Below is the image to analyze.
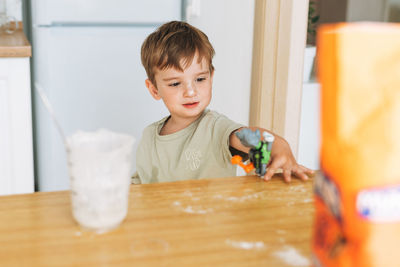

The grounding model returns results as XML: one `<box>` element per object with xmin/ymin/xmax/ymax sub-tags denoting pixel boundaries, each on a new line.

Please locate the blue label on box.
<box><xmin>357</xmin><ymin>184</ymin><xmax>400</xmax><ymax>222</ymax></box>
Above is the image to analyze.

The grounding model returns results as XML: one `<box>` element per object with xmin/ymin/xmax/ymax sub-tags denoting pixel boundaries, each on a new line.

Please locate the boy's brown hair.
<box><xmin>141</xmin><ymin>21</ymin><xmax>215</xmax><ymax>86</ymax></box>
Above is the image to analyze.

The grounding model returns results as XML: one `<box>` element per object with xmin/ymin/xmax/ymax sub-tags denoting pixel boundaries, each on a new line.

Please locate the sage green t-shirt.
<box><xmin>134</xmin><ymin>110</ymin><xmax>243</xmax><ymax>184</ymax></box>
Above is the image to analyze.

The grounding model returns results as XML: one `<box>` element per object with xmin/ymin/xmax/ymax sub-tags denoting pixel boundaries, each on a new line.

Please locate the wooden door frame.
<box><xmin>249</xmin><ymin>0</ymin><xmax>309</xmax><ymax>158</ymax></box>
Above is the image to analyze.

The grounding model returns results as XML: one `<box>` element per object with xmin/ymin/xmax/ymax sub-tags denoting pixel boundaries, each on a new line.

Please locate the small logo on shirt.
<box><xmin>184</xmin><ymin>149</ymin><xmax>202</xmax><ymax>171</ymax></box>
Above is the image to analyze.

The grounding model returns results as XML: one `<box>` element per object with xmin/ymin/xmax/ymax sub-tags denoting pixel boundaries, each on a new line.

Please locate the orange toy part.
<box><xmin>231</xmin><ymin>155</ymin><xmax>254</xmax><ymax>173</ymax></box>
<box><xmin>314</xmin><ymin>22</ymin><xmax>400</xmax><ymax>267</ymax></box>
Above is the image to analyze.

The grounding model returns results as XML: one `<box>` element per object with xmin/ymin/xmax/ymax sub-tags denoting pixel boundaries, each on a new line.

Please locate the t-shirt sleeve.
<box><xmin>212</xmin><ymin>113</ymin><xmax>244</xmax><ymax>166</ymax></box>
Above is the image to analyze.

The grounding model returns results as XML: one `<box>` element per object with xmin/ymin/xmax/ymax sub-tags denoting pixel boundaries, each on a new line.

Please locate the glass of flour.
<box><xmin>66</xmin><ymin>129</ymin><xmax>135</xmax><ymax>233</ymax></box>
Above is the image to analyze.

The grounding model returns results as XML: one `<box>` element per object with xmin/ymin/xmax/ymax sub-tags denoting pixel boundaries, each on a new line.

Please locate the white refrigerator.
<box><xmin>31</xmin><ymin>0</ymin><xmax>182</xmax><ymax>191</ymax></box>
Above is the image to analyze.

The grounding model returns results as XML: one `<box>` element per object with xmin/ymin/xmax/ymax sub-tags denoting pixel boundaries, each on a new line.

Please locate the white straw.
<box><xmin>34</xmin><ymin>82</ymin><xmax>67</xmax><ymax>145</ymax></box>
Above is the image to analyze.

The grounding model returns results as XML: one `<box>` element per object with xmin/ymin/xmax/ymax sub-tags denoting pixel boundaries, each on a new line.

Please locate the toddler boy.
<box><xmin>134</xmin><ymin>21</ymin><xmax>313</xmax><ymax>184</ymax></box>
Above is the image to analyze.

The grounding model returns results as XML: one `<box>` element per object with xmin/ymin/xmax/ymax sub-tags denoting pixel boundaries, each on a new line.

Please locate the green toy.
<box><xmin>231</xmin><ymin>129</ymin><xmax>274</xmax><ymax>177</ymax></box>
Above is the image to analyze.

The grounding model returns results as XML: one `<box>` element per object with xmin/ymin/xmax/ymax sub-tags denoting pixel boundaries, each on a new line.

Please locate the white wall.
<box><xmin>187</xmin><ymin>0</ymin><xmax>255</xmax><ymax>125</ymax></box>
<box><xmin>298</xmin><ymin>82</ymin><xmax>320</xmax><ymax>170</ymax></box>
<box><xmin>5</xmin><ymin>0</ymin><xmax>22</xmax><ymax>20</ymax></box>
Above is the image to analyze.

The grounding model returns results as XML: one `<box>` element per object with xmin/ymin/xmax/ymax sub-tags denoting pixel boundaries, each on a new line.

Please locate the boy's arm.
<box><xmin>229</xmin><ymin>127</ymin><xmax>314</xmax><ymax>182</ymax></box>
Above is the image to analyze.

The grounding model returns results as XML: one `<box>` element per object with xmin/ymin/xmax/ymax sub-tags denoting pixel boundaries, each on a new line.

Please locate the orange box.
<box><xmin>313</xmin><ymin>23</ymin><xmax>400</xmax><ymax>267</ymax></box>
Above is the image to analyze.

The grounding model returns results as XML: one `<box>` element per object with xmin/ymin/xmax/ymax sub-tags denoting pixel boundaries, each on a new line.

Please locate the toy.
<box><xmin>231</xmin><ymin>128</ymin><xmax>274</xmax><ymax>177</ymax></box>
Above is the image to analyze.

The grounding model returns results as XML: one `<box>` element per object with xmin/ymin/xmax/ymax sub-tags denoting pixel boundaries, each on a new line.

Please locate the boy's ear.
<box><xmin>145</xmin><ymin>79</ymin><xmax>161</xmax><ymax>100</ymax></box>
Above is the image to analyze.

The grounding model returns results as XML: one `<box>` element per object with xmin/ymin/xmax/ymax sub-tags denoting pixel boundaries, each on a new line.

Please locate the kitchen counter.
<box><xmin>0</xmin><ymin>175</ymin><xmax>315</xmax><ymax>266</ymax></box>
<box><xmin>0</xmin><ymin>28</ymin><xmax>31</xmax><ymax>57</ymax></box>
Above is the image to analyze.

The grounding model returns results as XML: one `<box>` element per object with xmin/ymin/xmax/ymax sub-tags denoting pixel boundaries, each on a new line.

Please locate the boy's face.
<box><xmin>146</xmin><ymin>53</ymin><xmax>213</xmax><ymax>123</ymax></box>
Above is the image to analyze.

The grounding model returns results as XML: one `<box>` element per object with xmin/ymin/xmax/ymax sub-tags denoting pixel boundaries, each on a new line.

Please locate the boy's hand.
<box><xmin>263</xmin><ymin>135</ymin><xmax>314</xmax><ymax>182</ymax></box>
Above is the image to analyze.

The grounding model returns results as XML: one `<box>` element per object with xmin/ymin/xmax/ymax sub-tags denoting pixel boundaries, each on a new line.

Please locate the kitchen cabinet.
<box><xmin>0</xmin><ymin>29</ymin><xmax>34</xmax><ymax>195</ymax></box>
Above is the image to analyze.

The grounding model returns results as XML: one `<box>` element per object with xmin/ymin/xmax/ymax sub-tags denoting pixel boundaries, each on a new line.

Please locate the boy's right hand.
<box><xmin>263</xmin><ymin>135</ymin><xmax>314</xmax><ymax>182</ymax></box>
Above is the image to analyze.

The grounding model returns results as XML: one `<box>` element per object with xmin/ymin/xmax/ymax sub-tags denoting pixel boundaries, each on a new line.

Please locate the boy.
<box><xmin>134</xmin><ymin>21</ymin><xmax>313</xmax><ymax>184</ymax></box>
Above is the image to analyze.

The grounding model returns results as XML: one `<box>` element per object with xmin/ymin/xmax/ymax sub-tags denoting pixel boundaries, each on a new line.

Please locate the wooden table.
<box><xmin>0</xmin><ymin>175</ymin><xmax>315</xmax><ymax>266</ymax></box>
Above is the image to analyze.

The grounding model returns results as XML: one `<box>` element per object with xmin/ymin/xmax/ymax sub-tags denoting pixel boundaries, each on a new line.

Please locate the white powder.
<box><xmin>274</xmin><ymin>246</ymin><xmax>310</xmax><ymax>266</ymax></box>
<box><xmin>182</xmin><ymin>206</ymin><xmax>211</xmax><ymax>214</ymax></box>
<box><xmin>172</xmin><ymin>201</ymin><xmax>213</xmax><ymax>214</ymax></box>
<box><xmin>67</xmin><ymin>129</ymin><xmax>135</xmax><ymax>233</ymax></box>
<box><xmin>225</xmin><ymin>239</ymin><xmax>267</xmax><ymax>250</ymax></box>
<box><xmin>213</xmin><ymin>192</ymin><xmax>264</xmax><ymax>202</ymax></box>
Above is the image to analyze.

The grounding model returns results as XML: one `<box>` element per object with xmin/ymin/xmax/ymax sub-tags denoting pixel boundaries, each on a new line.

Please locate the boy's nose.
<box><xmin>184</xmin><ymin>83</ymin><xmax>197</xmax><ymax>97</ymax></box>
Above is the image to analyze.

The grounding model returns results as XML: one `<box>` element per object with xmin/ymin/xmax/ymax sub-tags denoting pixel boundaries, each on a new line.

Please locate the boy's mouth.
<box><xmin>183</xmin><ymin>101</ymin><xmax>199</xmax><ymax>108</ymax></box>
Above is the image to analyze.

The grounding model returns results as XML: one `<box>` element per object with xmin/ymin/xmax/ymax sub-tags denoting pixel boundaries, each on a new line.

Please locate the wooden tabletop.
<box><xmin>0</xmin><ymin>175</ymin><xmax>315</xmax><ymax>266</ymax></box>
<box><xmin>0</xmin><ymin>28</ymin><xmax>31</xmax><ymax>57</ymax></box>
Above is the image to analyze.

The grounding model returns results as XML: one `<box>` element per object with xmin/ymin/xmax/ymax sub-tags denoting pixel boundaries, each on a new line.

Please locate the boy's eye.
<box><xmin>169</xmin><ymin>82</ymin><xmax>180</xmax><ymax>87</ymax></box>
<box><xmin>196</xmin><ymin>77</ymin><xmax>206</xmax><ymax>82</ymax></box>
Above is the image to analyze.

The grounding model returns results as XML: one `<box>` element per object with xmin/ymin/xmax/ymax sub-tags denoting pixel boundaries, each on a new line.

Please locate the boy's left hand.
<box><xmin>263</xmin><ymin>135</ymin><xmax>314</xmax><ymax>182</ymax></box>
